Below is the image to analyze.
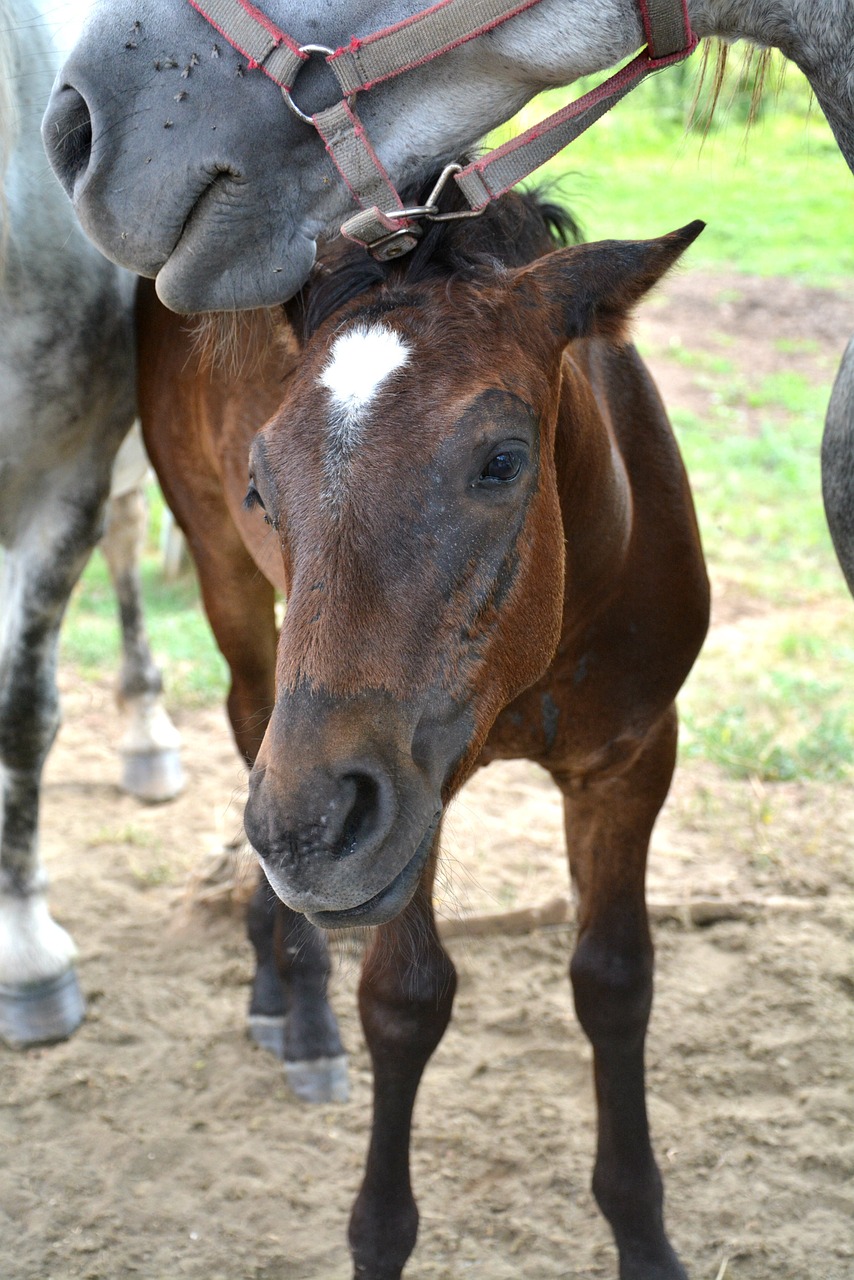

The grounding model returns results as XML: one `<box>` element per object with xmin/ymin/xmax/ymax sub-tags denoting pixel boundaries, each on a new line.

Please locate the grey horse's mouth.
<box><xmin>306</xmin><ymin>815</ymin><xmax>441</xmax><ymax>931</ymax></box>
<box><xmin>153</xmin><ymin>167</ymin><xmax>316</xmax><ymax>312</ymax></box>
<box><xmin>167</xmin><ymin>170</ymin><xmax>232</xmax><ymax>261</ymax></box>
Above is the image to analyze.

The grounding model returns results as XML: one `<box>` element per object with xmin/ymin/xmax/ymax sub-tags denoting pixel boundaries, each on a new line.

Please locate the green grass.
<box><xmin>61</xmin><ymin>499</ymin><xmax>229</xmax><ymax>708</ymax></box>
<box><xmin>671</xmin><ymin>378</ymin><xmax>854</xmax><ymax>782</ymax></box>
<box><xmin>682</xmin><ymin>703</ymin><xmax>854</xmax><ymax>781</ymax></box>
<box><xmin>679</xmin><ymin>640</ymin><xmax>854</xmax><ymax>782</ymax></box>
<box><xmin>671</xmin><ymin>403</ymin><xmax>837</xmax><ymax>597</ymax></box>
<box><xmin>501</xmin><ymin>53</ymin><xmax>853</xmax><ymax>284</ymax></box>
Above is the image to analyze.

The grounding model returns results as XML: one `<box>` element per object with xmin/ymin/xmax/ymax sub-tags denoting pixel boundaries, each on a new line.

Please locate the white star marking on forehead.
<box><xmin>318</xmin><ymin>322</ymin><xmax>412</xmax><ymax>511</ymax></box>
<box><xmin>319</xmin><ymin>322</ymin><xmax>412</xmax><ymax>447</ymax></box>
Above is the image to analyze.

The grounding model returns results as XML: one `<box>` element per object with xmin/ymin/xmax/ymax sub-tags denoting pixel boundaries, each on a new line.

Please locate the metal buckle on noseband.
<box><xmin>339</xmin><ymin>164</ymin><xmax>487</xmax><ymax>261</ymax></box>
<box><xmin>393</xmin><ymin>164</ymin><xmax>489</xmax><ymax>224</ymax></box>
<box><xmin>281</xmin><ymin>45</ymin><xmax>355</xmax><ymax>124</ymax></box>
<box><xmin>366</xmin><ymin>226</ymin><xmax>423</xmax><ymax>261</ymax></box>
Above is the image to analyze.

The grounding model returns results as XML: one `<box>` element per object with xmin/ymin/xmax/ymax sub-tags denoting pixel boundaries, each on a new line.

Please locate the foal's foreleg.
<box><xmin>100</xmin><ymin>486</ymin><xmax>183</xmax><ymax>802</ymax></box>
<box><xmin>349</xmin><ymin>850</ymin><xmax>456</xmax><ymax>1280</ymax></box>
<box><xmin>558</xmin><ymin>708</ymin><xmax>687</xmax><ymax>1280</ymax></box>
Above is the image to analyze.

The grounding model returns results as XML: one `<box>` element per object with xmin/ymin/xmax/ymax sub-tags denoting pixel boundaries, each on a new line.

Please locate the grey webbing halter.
<box><xmin>187</xmin><ymin>0</ymin><xmax>698</xmax><ymax>259</ymax></box>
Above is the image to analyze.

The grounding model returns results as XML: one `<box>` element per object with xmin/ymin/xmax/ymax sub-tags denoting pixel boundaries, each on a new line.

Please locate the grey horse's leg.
<box><xmin>100</xmin><ymin>484</ymin><xmax>183</xmax><ymax>802</ymax></box>
<box><xmin>0</xmin><ymin>487</ymin><xmax>106</xmax><ymax>1046</ymax></box>
<box><xmin>821</xmin><ymin>336</ymin><xmax>854</xmax><ymax>596</ymax></box>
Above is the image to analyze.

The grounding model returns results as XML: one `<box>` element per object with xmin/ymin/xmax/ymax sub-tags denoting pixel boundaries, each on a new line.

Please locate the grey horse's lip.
<box><xmin>153</xmin><ymin>172</ymin><xmax>317</xmax><ymax>312</ymax></box>
<box><xmin>161</xmin><ymin>170</ymin><xmax>227</xmax><ymax>267</ymax></box>
<box><xmin>73</xmin><ymin>168</ymin><xmax>223</xmax><ymax>283</ymax></box>
<box><xmin>305</xmin><ymin>814</ymin><xmax>441</xmax><ymax>932</ymax></box>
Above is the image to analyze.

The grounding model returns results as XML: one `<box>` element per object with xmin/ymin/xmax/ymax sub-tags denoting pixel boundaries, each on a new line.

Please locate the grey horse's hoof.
<box><xmin>121</xmin><ymin>748</ymin><xmax>184</xmax><ymax>803</ymax></box>
<box><xmin>248</xmin><ymin>1012</ymin><xmax>286</xmax><ymax>1059</ymax></box>
<box><xmin>285</xmin><ymin>1054</ymin><xmax>350</xmax><ymax>1104</ymax></box>
<box><xmin>0</xmin><ymin>968</ymin><xmax>86</xmax><ymax>1047</ymax></box>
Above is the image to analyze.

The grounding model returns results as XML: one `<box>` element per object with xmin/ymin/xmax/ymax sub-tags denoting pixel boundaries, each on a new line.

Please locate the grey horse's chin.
<box><xmin>154</xmin><ymin>232</ymin><xmax>318</xmax><ymax>315</ymax></box>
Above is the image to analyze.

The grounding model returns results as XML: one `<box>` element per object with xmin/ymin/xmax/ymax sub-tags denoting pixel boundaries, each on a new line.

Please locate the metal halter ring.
<box><xmin>281</xmin><ymin>45</ymin><xmax>355</xmax><ymax>125</ymax></box>
<box><xmin>381</xmin><ymin>165</ymin><xmax>486</xmax><ymax>225</ymax></box>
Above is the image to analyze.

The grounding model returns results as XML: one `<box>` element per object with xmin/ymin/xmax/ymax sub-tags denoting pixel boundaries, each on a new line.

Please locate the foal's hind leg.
<box><xmin>349</xmin><ymin>844</ymin><xmax>456</xmax><ymax>1279</ymax></box>
<box><xmin>186</xmin><ymin>533</ymin><xmax>349</xmax><ymax>1101</ymax></box>
<box><xmin>0</xmin><ymin>489</ymin><xmax>106</xmax><ymax>1046</ymax></box>
<box><xmin>557</xmin><ymin>708</ymin><xmax>687</xmax><ymax>1280</ymax></box>
<box><xmin>100</xmin><ymin>485</ymin><xmax>183</xmax><ymax>802</ymax></box>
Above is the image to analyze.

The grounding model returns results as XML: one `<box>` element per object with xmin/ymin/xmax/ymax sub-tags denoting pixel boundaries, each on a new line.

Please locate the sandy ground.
<box><xmin>1</xmin><ymin>272</ymin><xmax>853</xmax><ymax>1280</ymax></box>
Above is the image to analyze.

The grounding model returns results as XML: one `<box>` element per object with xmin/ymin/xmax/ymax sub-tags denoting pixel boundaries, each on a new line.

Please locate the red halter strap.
<box><xmin>186</xmin><ymin>0</ymin><xmax>698</xmax><ymax>259</ymax></box>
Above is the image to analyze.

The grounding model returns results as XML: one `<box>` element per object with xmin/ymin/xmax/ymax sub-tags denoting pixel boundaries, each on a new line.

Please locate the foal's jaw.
<box><xmin>264</xmin><ymin>813</ymin><xmax>442</xmax><ymax>931</ymax></box>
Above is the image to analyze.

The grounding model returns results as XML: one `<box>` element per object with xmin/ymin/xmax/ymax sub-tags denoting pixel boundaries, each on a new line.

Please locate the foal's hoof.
<box><xmin>121</xmin><ymin>748</ymin><xmax>184</xmax><ymax>803</ymax></box>
<box><xmin>0</xmin><ymin>968</ymin><xmax>86</xmax><ymax>1048</ymax></box>
<box><xmin>247</xmin><ymin>1015</ymin><xmax>350</xmax><ymax>1102</ymax></box>
<box><xmin>285</xmin><ymin>1054</ymin><xmax>350</xmax><ymax>1105</ymax></box>
<box><xmin>620</xmin><ymin>1242</ymin><xmax>689</xmax><ymax>1280</ymax></box>
<box><xmin>248</xmin><ymin>1012</ymin><xmax>286</xmax><ymax>1059</ymax></box>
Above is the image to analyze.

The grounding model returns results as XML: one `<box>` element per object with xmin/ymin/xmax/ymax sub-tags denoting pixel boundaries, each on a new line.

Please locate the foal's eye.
<box><xmin>479</xmin><ymin>450</ymin><xmax>524</xmax><ymax>485</ymax></box>
<box><xmin>244</xmin><ymin>482</ymin><xmax>275</xmax><ymax>527</ymax></box>
<box><xmin>243</xmin><ymin>481</ymin><xmax>265</xmax><ymax>512</ymax></box>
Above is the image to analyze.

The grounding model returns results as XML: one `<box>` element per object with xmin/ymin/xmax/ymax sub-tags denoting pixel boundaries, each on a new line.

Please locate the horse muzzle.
<box><xmin>243</xmin><ymin>687</ymin><xmax>461</xmax><ymax>927</ymax></box>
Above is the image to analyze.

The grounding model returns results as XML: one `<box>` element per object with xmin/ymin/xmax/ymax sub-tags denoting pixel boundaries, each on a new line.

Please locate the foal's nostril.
<box><xmin>336</xmin><ymin>772</ymin><xmax>381</xmax><ymax>859</ymax></box>
<box><xmin>43</xmin><ymin>88</ymin><xmax>94</xmax><ymax>198</ymax></box>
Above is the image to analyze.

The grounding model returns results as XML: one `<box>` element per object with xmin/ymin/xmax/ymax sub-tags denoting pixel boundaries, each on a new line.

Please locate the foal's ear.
<box><xmin>513</xmin><ymin>221</ymin><xmax>705</xmax><ymax>345</ymax></box>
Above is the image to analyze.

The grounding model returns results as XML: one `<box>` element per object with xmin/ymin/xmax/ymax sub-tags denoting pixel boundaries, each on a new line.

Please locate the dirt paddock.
<box><xmin>2</xmin><ymin>272</ymin><xmax>853</xmax><ymax>1280</ymax></box>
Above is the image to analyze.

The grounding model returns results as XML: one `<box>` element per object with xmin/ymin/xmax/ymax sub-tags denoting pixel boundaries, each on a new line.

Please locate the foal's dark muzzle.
<box><xmin>243</xmin><ymin>688</ymin><xmax>470</xmax><ymax>928</ymax></box>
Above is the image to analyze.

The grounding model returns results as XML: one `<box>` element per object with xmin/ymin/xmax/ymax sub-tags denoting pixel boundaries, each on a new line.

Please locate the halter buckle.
<box><xmin>370</xmin><ymin>227</ymin><xmax>423</xmax><ymax>261</ymax></box>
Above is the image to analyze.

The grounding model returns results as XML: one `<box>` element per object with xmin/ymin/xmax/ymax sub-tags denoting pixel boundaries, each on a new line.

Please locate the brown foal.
<box><xmin>138</xmin><ymin>193</ymin><xmax>709</xmax><ymax>1280</ymax></box>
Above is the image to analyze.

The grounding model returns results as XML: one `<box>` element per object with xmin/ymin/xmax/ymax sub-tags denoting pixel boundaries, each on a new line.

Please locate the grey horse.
<box><xmin>0</xmin><ymin>0</ymin><xmax>182</xmax><ymax>1050</ymax></box>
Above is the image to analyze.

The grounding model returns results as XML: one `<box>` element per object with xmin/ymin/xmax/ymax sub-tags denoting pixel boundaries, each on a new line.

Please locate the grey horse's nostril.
<box><xmin>43</xmin><ymin>87</ymin><xmax>93</xmax><ymax>198</ymax></box>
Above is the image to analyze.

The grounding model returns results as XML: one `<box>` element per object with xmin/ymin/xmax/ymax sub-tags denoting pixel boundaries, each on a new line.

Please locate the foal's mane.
<box><xmin>290</xmin><ymin>182</ymin><xmax>581</xmax><ymax>343</ymax></box>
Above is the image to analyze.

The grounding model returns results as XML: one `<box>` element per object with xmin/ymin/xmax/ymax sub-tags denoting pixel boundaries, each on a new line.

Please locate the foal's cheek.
<box><xmin>466</xmin><ymin>483</ymin><xmax>565</xmax><ymax>742</ymax></box>
<box><xmin>509</xmin><ymin>482</ymin><xmax>566</xmax><ymax>675</ymax></box>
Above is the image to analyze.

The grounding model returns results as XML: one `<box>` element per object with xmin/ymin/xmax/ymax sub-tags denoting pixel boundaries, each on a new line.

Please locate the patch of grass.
<box><xmin>498</xmin><ymin>55</ymin><xmax>852</xmax><ymax>284</ymax></box>
<box><xmin>745</xmin><ymin>371</ymin><xmax>819</xmax><ymax>415</ymax></box>
<box><xmin>656</xmin><ymin>339</ymin><xmax>736</xmax><ymax>376</ymax></box>
<box><xmin>679</xmin><ymin>602</ymin><xmax>854</xmax><ymax>781</ymax></box>
<box><xmin>773</xmin><ymin>337</ymin><xmax>821</xmax><ymax>357</ymax></box>
<box><xmin>61</xmin><ymin>484</ymin><xmax>229</xmax><ymax>709</ymax></box>
<box><xmin>681</xmin><ymin>702</ymin><xmax>854</xmax><ymax>781</ymax></box>
<box><xmin>672</xmin><ymin>400</ymin><xmax>840</xmax><ymax>601</ymax></box>
<box><xmin>87</xmin><ymin>823</ymin><xmax>158</xmax><ymax>848</ymax></box>
<box><xmin>777</xmin><ymin>631</ymin><xmax>854</xmax><ymax>664</ymax></box>
<box><xmin>129</xmin><ymin>860</ymin><xmax>174</xmax><ymax>889</ymax></box>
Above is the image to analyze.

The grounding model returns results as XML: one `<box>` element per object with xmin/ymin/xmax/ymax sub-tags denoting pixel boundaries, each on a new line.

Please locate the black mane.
<box><xmin>289</xmin><ymin>176</ymin><xmax>582</xmax><ymax>342</ymax></box>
